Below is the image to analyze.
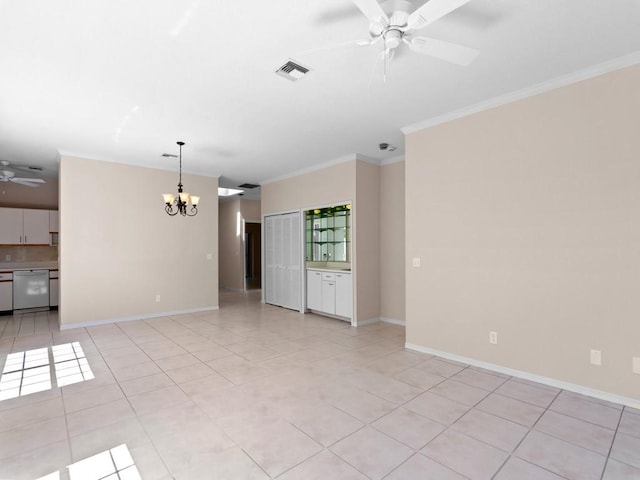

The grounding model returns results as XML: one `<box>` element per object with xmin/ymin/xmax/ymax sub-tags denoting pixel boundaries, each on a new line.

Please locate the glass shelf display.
<box><xmin>305</xmin><ymin>204</ymin><xmax>351</xmax><ymax>263</ymax></box>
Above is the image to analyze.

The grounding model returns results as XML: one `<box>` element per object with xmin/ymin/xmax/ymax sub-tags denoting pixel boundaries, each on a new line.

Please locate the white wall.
<box><xmin>405</xmin><ymin>64</ymin><xmax>640</xmax><ymax>400</ymax></box>
<box><xmin>59</xmin><ymin>155</ymin><xmax>218</xmax><ymax>327</ymax></box>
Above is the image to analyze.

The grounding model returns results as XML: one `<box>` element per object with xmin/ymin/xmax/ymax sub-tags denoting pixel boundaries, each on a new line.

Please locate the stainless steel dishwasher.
<box><xmin>12</xmin><ymin>269</ymin><xmax>49</xmax><ymax>310</ymax></box>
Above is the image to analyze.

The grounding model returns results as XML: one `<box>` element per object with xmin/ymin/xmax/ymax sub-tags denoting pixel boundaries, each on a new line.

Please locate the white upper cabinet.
<box><xmin>23</xmin><ymin>209</ymin><xmax>50</xmax><ymax>244</ymax></box>
<box><xmin>0</xmin><ymin>208</ymin><xmax>23</xmax><ymax>244</ymax></box>
<box><xmin>0</xmin><ymin>208</ymin><xmax>50</xmax><ymax>245</ymax></box>
<box><xmin>49</xmin><ymin>210</ymin><xmax>59</xmax><ymax>233</ymax></box>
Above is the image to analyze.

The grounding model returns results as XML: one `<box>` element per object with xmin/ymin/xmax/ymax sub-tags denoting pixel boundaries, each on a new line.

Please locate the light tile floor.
<box><xmin>0</xmin><ymin>290</ymin><xmax>639</xmax><ymax>479</ymax></box>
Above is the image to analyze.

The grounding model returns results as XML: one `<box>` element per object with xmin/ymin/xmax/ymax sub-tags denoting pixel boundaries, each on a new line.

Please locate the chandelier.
<box><xmin>162</xmin><ymin>141</ymin><xmax>200</xmax><ymax>217</ymax></box>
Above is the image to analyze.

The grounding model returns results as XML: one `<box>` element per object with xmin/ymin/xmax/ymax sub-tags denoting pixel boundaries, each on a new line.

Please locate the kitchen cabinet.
<box><xmin>335</xmin><ymin>272</ymin><xmax>352</xmax><ymax>318</ymax></box>
<box><xmin>49</xmin><ymin>210</ymin><xmax>59</xmax><ymax>233</ymax></box>
<box><xmin>49</xmin><ymin>270</ymin><xmax>58</xmax><ymax>307</ymax></box>
<box><xmin>0</xmin><ymin>272</ymin><xmax>12</xmax><ymax>312</ymax></box>
<box><xmin>23</xmin><ymin>209</ymin><xmax>50</xmax><ymax>244</ymax></box>
<box><xmin>306</xmin><ymin>270</ymin><xmax>322</xmax><ymax>311</ymax></box>
<box><xmin>0</xmin><ymin>208</ymin><xmax>23</xmax><ymax>244</ymax></box>
<box><xmin>306</xmin><ymin>269</ymin><xmax>351</xmax><ymax>320</ymax></box>
<box><xmin>265</xmin><ymin>212</ymin><xmax>302</xmax><ymax>311</ymax></box>
<box><xmin>0</xmin><ymin>207</ymin><xmax>50</xmax><ymax>245</ymax></box>
<box><xmin>321</xmin><ymin>273</ymin><xmax>336</xmax><ymax>314</ymax></box>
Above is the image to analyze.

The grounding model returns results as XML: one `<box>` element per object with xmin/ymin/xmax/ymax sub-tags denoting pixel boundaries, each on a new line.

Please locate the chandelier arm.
<box><xmin>165</xmin><ymin>204</ymin><xmax>179</xmax><ymax>216</ymax></box>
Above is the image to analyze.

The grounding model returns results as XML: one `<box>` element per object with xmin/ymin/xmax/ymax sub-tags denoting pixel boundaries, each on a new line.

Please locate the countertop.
<box><xmin>307</xmin><ymin>267</ymin><xmax>351</xmax><ymax>273</ymax></box>
<box><xmin>0</xmin><ymin>261</ymin><xmax>59</xmax><ymax>271</ymax></box>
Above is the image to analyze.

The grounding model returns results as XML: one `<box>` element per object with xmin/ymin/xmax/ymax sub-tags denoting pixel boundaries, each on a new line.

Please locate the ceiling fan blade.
<box><xmin>351</xmin><ymin>0</ymin><xmax>389</xmax><ymax>27</ymax></box>
<box><xmin>407</xmin><ymin>0</ymin><xmax>471</xmax><ymax>30</ymax></box>
<box><xmin>407</xmin><ymin>36</ymin><xmax>479</xmax><ymax>66</ymax></box>
<box><xmin>11</xmin><ymin>178</ymin><xmax>45</xmax><ymax>187</ymax></box>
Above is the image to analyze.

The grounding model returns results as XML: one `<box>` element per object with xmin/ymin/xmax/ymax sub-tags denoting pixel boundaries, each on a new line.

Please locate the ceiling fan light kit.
<box><xmin>163</xmin><ymin>141</ymin><xmax>200</xmax><ymax>217</ymax></box>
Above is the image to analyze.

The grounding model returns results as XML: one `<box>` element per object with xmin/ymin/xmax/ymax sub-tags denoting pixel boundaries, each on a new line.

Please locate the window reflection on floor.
<box><xmin>52</xmin><ymin>342</ymin><xmax>94</xmax><ymax>387</ymax></box>
<box><xmin>0</xmin><ymin>342</ymin><xmax>94</xmax><ymax>401</ymax></box>
<box><xmin>35</xmin><ymin>444</ymin><xmax>141</xmax><ymax>480</ymax></box>
<box><xmin>0</xmin><ymin>347</ymin><xmax>51</xmax><ymax>400</ymax></box>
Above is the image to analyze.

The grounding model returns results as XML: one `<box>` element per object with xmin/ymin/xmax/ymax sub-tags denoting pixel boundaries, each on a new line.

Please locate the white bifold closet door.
<box><xmin>264</xmin><ymin>212</ymin><xmax>301</xmax><ymax>311</ymax></box>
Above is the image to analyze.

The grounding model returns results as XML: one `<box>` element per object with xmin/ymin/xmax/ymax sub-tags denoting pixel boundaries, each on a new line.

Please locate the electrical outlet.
<box><xmin>4</xmin><ymin>254</ymin><xmax>10</xmax><ymax>262</ymax></box>
<box><xmin>155</xmin><ymin>294</ymin><xmax>161</xmax><ymax>303</ymax></box>
<box><xmin>633</xmin><ymin>357</ymin><xmax>640</xmax><ymax>375</ymax></box>
<box><xmin>206</xmin><ymin>253</ymin><xmax>213</xmax><ymax>260</ymax></box>
<box><xmin>489</xmin><ymin>331</ymin><xmax>498</xmax><ymax>345</ymax></box>
<box><xmin>412</xmin><ymin>257</ymin><xmax>421</xmax><ymax>268</ymax></box>
<box><xmin>590</xmin><ymin>349</ymin><xmax>602</xmax><ymax>366</ymax></box>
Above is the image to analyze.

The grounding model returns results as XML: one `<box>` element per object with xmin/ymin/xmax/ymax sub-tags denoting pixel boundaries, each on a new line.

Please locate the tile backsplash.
<box><xmin>0</xmin><ymin>245</ymin><xmax>58</xmax><ymax>263</ymax></box>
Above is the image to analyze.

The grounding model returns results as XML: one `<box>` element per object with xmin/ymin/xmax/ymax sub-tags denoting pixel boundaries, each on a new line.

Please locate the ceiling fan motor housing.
<box><xmin>384</xmin><ymin>28</ymin><xmax>403</xmax><ymax>49</ymax></box>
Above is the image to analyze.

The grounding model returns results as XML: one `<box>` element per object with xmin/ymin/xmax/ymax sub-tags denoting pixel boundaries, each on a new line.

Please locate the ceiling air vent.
<box><xmin>275</xmin><ymin>60</ymin><xmax>310</xmax><ymax>82</ymax></box>
<box><xmin>238</xmin><ymin>183</ymin><xmax>259</xmax><ymax>189</ymax></box>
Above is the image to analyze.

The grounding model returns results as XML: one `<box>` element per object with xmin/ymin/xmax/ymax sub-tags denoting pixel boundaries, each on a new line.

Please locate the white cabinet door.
<box><xmin>306</xmin><ymin>270</ymin><xmax>322</xmax><ymax>311</ymax></box>
<box><xmin>49</xmin><ymin>278</ymin><xmax>59</xmax><ymax>307</ymax></box>
<box><xmin>23</xmin><ymin>209</ymin><xmax>50</xmax><ymax>244</ymax></box>
<box><xmin>335</xmin><ymin>273</ymin><xmax>352</xmax><ymax>319</ymax></box>
<box><xmin>321</xmin><ymin>279</ymin><xmax>336</xmax><ymax>314</ymax></box>
<box><xmin>0</xmin><ymin>208</ymin><xmax>23</xmax><ymax>244</ymax></box>
<box><xmin>0</xmin><ymin>280</ymin><xmax>12</xmax><ymax>311</ymax></box>
<box><xmin>49</xmin><ymin>210</ymin><xmax>59</xmax><ymax>233</ymax></box>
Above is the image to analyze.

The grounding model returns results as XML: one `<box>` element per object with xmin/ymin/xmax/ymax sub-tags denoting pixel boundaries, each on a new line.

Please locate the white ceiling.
<box><xmin>1</xmin><ymin>0</ymin><xmax>640</xmax><ymax>195</ymax></box>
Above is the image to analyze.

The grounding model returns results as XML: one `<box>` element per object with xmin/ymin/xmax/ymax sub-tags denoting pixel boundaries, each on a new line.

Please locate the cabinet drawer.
<box><xmin>322</xmin><ymin>272</ymin><xmax>336</xmax><ymax>281</ymax></box>
<box><xmin>0</xmin><ymin>272</ymin><xmax>13</xmax><ymax>281</ymax></box>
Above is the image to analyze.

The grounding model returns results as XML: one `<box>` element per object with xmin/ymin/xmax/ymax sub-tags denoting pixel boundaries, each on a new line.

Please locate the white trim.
<box><xmin>354</xmin><ymin>316</ymin><xmax>381</xmax><ymax>327</ymax></box>
<box><xmin>405</xmin><ymin>343</ymin><xmax>640</xmax><ymax>409</ymax></box>
<box><xmin>59</xmin><ymin>306</ymin><xmax>219</xmax><ymax>330</ymax></box>
<box><xmin>262</xmin><ymin>154</ymin><xmax>358</xmax><ymax>185</ymax></box>
<box><xmin>401</xmin><ymin>51</ymin><xmax>640</xmax><ymax>135</ymax></box>
<box><xmin>262</xmin><ymin>152</ymin><xmax>389</xmax><ymax>186</ymax></box>
<box><xmin>58</xmin><ymin>150</ymin><xmax>221</xmax><ymax>178</ymax></box>
<box><xmin>379</xmin><ymin>155</ymin><xmax>405</xmax><ymax>166</ymax></box>
<box><xmin>380</xmin><ymin>317</ymin><xmax>406</xmax><ymax>326</ymax></box>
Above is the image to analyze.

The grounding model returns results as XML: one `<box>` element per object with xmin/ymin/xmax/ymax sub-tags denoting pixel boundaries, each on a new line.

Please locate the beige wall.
<box><xmin>405</xmin><ymin>64</ymin><xmax>640</xmax><ymax>400</ymax></box>
<box><xmin>262</xmin><ymin>159</ymin><xmax>397</xmax><ymax>325</ymax></box>
<box><xmin>59</xmin><ymin>155</ymin><xmax>219</xmax><ymax>327</ymax></box>
<box><xmin>240</xmin><ymin>199</ymin><xmax>261</xmax><ymax>223</ymax></box>
<box><xmin>218</xmin><ymin>199</ymin><xmax>245</xmax><ymax>291</ymax></box>
<box><xmin>380</xmin><ymin>161</ymin><xmax>405</xmax><ymax>323</ymax></box>
<box><xmin>355</xmin><ymin>160</ymin><xmax>381</xmax><ymax>323</ymax></box>
<box><xmin>0</xmin><ymin>177</ymin><xmax>58</xmax><ymax>209</ymax></box>
<box><xmin>262</xmin><ymin>162</ymin><xmax>355</xmax><ymax>215</ymax></box>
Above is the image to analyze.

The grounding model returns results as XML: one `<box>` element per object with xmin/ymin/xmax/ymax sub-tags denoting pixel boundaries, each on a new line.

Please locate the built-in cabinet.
<box><xmin>306</xmin><ymin>269</ymin><xmax>352</xmax><ymax>320</ymax></box>
<box><xmin>305</xmin><ymin>205</ymin><xmax>351</xmax><ymax>263</ymax></box>
<box><xmin>0</xmin><ymin>208</ymin><xmax>51</xmax><ymax>245</ymax></box>
<box><xmin>264</xmin><ymin>212</ymin><xmax>302</xmax><ymax>311</ymax></box>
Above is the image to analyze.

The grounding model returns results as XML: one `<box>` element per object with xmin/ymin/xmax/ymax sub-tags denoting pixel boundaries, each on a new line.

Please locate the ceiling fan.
<box><xmin>350</xmin><ymin>0</ymin><xmax>479</xmax><ymax>69</ymax></box>
<box><xmin>0</xmin><ymin>160</ymin><xmax>46</xmax><ymax>188</ymax></box>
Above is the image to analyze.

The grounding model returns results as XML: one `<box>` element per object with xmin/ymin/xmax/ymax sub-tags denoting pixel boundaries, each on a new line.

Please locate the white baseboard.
<box><xmin>354</xmin><ymin>316</ymin><xmax>381</xmax><ymax>327</ymax></box>
<box><xmin>59</xmin><ymin>306</ymin><xmax>219</xmax><ymax>331</ymax></box>
<box><xmin>405</xmin><ymin>343</ymin><xmax>640</xmax><ymax>410</ymax></box>
<box><xmin>380</xmin><ymin>317</ymin><xmax>406</xmax><ymax>326</ymax></box>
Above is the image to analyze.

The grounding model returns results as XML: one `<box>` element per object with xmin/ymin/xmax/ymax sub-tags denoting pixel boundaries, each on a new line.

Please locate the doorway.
<box><xmin>245</xmin><ymin>222</ymin><xmax>261</xmax><ymax>290</ymax></box>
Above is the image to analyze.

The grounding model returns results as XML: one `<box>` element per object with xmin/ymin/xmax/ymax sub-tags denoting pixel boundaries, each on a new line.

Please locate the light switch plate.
<box><xmin>206</xmin><ymin>253</ymin><xmax>213</xmax><ymax>260</ymax></box>
<box><xmin>633</xmin><ymin>357</ymin><xmax>640</xmax><ymax>375</ymax></box>
<box><xmin>412</xmin><ymin>257</ymin><xmax>421</xmax><ymax>268</ymax></box>
<box><xmin>590</xmin><ymin>349</ymin><xmax>602</xmax><ymax>366</ymax></box>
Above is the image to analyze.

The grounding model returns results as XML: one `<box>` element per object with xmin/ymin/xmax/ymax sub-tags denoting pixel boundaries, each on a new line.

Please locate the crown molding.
<box><xmin>401</xmin><ymin>51</ymin><xmax>640</xmax><ymax>135</ymax></box>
